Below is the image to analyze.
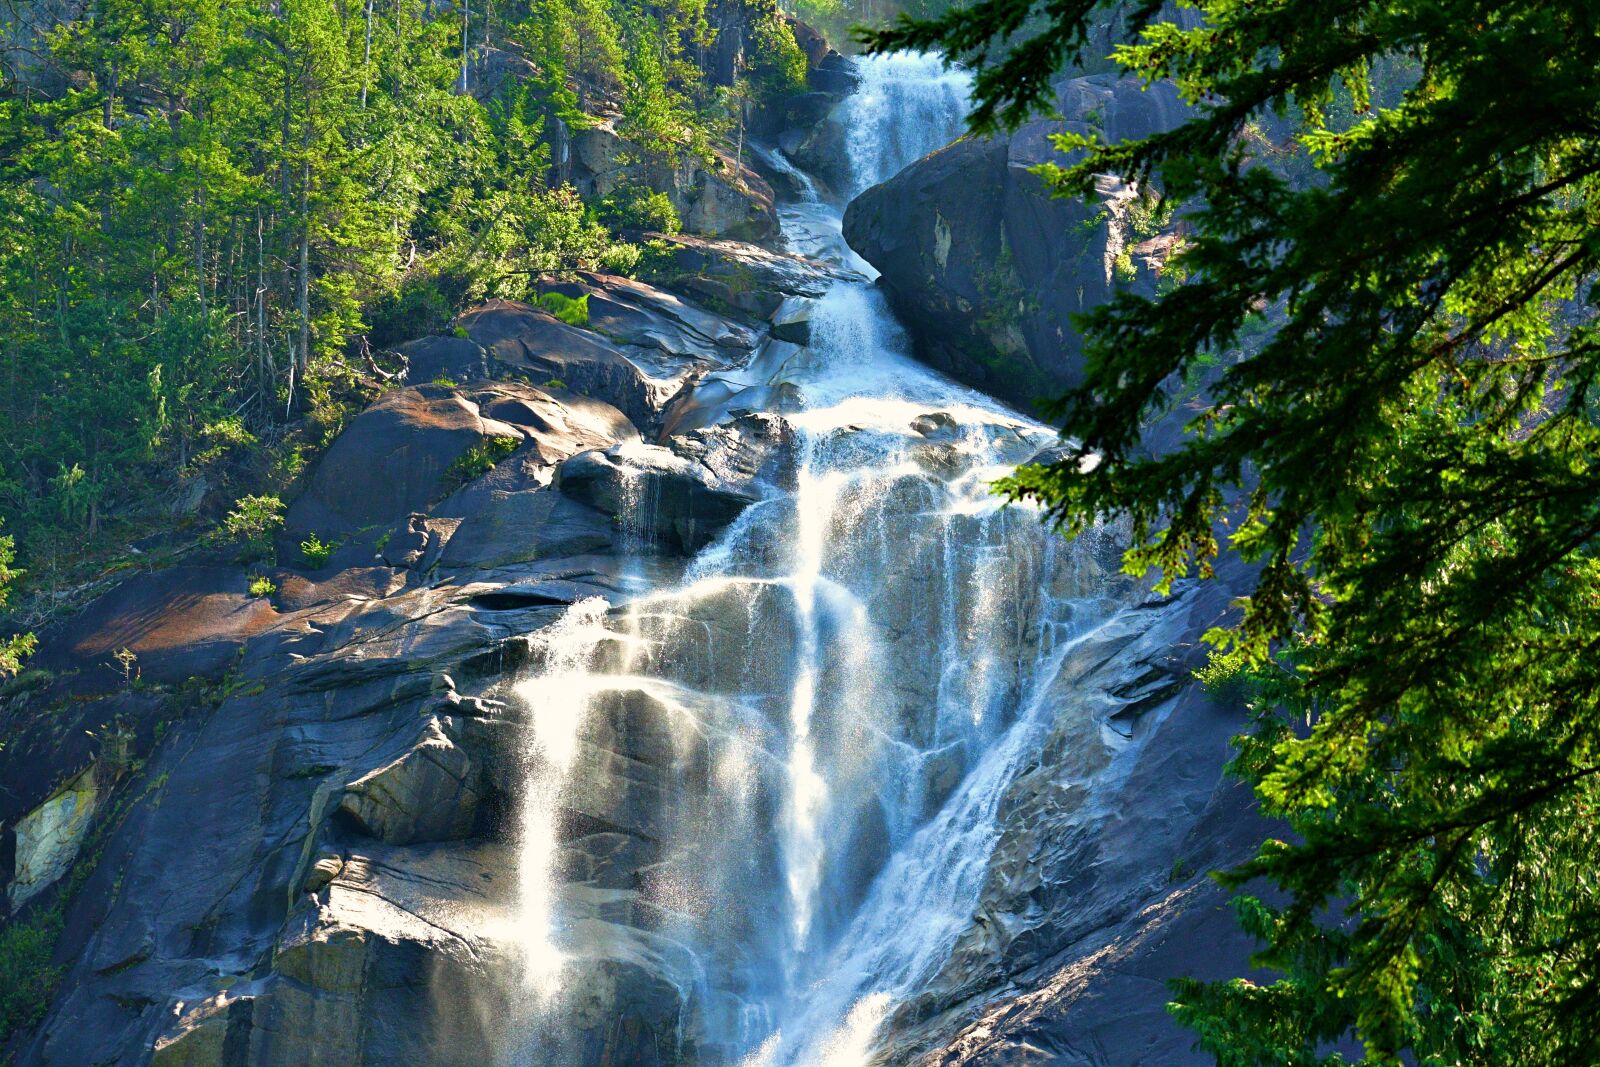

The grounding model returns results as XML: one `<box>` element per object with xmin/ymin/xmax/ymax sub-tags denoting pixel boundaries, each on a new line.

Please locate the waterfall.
<box><xmin>504</xmin><ymin>53</ymin><xmax>1122</xmax><ymax>1066</ymax></box>
<box><xmin>844</xmin><ymin>52</ymin><xmax>973</xmax><ymax>195</ymax></box>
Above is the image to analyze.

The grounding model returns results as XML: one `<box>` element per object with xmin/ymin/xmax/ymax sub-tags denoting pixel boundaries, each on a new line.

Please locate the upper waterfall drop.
<box><xmin>844</xmin><ymin>52</ymin><xmax>973</xmax><ymax>195</ymax></box>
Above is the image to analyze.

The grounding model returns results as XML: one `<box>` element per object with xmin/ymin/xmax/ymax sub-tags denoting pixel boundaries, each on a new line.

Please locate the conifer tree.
<box><xmin>867</xmin><ymin>1</ymin><xmax>1600</xmax><ymax>1063</ymax></box>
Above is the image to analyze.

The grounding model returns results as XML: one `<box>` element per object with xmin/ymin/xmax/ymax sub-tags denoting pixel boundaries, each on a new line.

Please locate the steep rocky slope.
<box><xmin>0</xmin><ymin>51</ymin><xmax>1259</xmax><ymax>1067</ymax></box>
<box><xmin>1</xmin><ymin>269</ymin><xmax>817</xmax><ymax>1065</ymax></box>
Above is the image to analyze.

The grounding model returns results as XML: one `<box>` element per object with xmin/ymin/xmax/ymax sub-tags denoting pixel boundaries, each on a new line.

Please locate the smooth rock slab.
<box><xmin>556</xmin><ymin>444</ymin><xmax>759</xmax><ymax>555</ymax></box>
<box><xmin>337</xmin><ymin>719</ymin><xmax>484</xmax><ymax>845</ymax></box>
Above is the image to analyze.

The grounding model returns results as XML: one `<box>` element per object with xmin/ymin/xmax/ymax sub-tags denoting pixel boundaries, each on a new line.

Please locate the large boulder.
<box><xmin>336</xmin><ymin>719</ymin><xmax>486</xmax><ymax>845</ymax></box>
<box><xmin>435</xmin><ymin>487</ymin><xmax>616</xmax><ymax>571</ymax></box>
<box><xmin>554</xmin><ymin>444</ymin><xmax>759</xmax><ymax>555</ymax></box>
<box><xmin>453</xmin><ymin>287</ymin><xmax>756</xmax><ymax>430</ymax></box>
<box><xmin>568</xmin><ymin>118</ymin><xmax>778</xmax><ymax>242</ymax></box>
<box><xmin>284</xmin><ymin>385</ymin><xmax>527</xmax><ymax>541</ymax></box>
<box><xmin>843</xmin><ymin>74</ymin><xmax>1188</xmax><ymax>412</ymax></box>
<box><xmin>643</xmin><ymin>231</ymin><xmax>858</xmax><ymax>320</ymax></box>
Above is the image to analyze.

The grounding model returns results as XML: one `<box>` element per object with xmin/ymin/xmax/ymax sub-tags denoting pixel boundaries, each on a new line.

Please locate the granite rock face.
<box><xmin>567</xmin><ymin>117</ymin><xmax>779</xmax><ymax>242</ymax></box>
<box><xmin>0</xmin><ymin>270</ymin><xmax>775</xmax><ymax>1067</ymax></box>
<box><xmin>844</xmin><ymin>74</ymin><xmax>1189</xmax><ymax>411</ymax></box>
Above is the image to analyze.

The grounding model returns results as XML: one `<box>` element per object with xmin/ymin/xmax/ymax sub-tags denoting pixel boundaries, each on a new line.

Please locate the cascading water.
<box><xmin>844</xmin><ymin>52</ymin><xmax>975</xmax><ymax>197</ymax></box>
<box><xmin>503</xmin><ymin>51</ymin><xmax>1129</xmax><ymax>1066</ymax></box>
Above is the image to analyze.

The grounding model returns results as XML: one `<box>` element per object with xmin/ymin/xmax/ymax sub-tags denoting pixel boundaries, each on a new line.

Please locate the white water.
<box><xmin>845</xmin><ymin>52</ymin><xmax>974</xmax><ymax>197</ymax></box>
<box><xmin>504</xmin><ymin>52</ymin><xmax>1122</xmax><ymax>1067</ymax></box>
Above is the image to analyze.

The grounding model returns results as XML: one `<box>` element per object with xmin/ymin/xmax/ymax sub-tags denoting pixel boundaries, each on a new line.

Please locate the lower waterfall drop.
<box><xmin>504</xmin><ymin>51</ymin><xmax>1127</xmax><ymax>1067</ymax></box>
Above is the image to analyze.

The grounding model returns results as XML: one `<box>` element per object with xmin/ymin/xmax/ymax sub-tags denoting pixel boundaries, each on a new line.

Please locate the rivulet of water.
<box><xmin>504</xmin><ymin>51</ymin><xmax>1122</xmax><ymax>1067</ymax></box>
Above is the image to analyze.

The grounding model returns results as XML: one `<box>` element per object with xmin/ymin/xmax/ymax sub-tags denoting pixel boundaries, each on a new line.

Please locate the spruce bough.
<box><xmin>867</xmin><ymin>1</ymin><xmax>1600</xmax><ymax>1063</ymax></box>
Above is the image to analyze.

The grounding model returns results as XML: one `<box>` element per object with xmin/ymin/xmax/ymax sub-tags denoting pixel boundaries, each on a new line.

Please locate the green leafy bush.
<box><xmin>1112</xmin><ymin>249</ymin><xmax>1138</xmax><ymax>284</ymax></box>
<box><xmin>1126</xmin><ymin>191</ymin><xmax>1175</xmax><ymax>240</ymax></box>
<box><xmin>443</xmin><ymin>437</ymin><xmax>521</xmax><ymax>493</ymax></box>
<box><xmin>0</xmin><ymin>521</ymin><xmax>36</xmax><ymax>678</ymax></box>
<box><xmin>366</xmin><ymin>275</ymin><xmax>456</xmax><ymax>349</ymax></box>
<box><xmin>223</xmin><ymin>495</ymin><xmax>285</xmax><ymax>563</ymax></box>
<box><xmin>596</xmin><ymin>185</ymin><xmax>681</xmax><ymax>234</ymax></box>
<box><xmin>247</xmin><ymin>575</ymin><xmax>276</xmax><ymax>597</ymax></box>
<box><xmin>0</xmin><ymin>905</ymin><xmax>63</xmax><ymax>1039</ymax></box>
<box><xmin>537</xmin><ymin>292</ymin><xmax>590</xmax><ymax>326</ymax></box>
<box><xmin>299</xmin><ymin>534</ymin><xmax>335</xmax><ymax>569</ymax></box>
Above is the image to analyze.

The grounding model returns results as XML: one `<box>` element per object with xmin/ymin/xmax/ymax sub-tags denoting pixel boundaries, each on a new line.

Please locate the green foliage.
<box><xmin>596</xmin><ymin>185</ymin><xmax>682</xmax><ymax>234</ymax></box>
<box><xmin>366</xmin><ymin>276</ymin><xmax>456</xmax><ymax>350</ymax></box>
<box><xmin>0</xmin><ymin>905</ymin><xmax>62</xmax><ymax>1039</ymax></box>
<box><xmin>537</xmin><ymin>291</ymin><xmax>591</xmax><ymax>326</ymax></box>
<box><xmin>1125</xmin><ymin>190</ymin><xmax>1174</xmax><ymax>240</ymax></box>
<box><xmin>745</xmin><ymin>4</ymin><xmax>809</xmax><ymax>104</ymax></box>
<box><xmin>0</xmin><ymin>0</ymin><xmax>817</xmax><ymax>617</ymax></box>
<box><xmin>0</xmin><ymin>522</ymin><xmax>36</xmax><ymax>678</ymax></box>
<box><xmin>879</xmin><ymin>0</ymin><xmax>1600</xmax><ymax>1064</ymax></box>
<box><xmin>443</xmin><ymin>436</ymin><xmax>521</xmax><ymax>492</ymax></box>
<box><xmin>247</xmin><ymin>575</ymin><xmax>276</xmax><ymax>598</ymax></box>
<box><xmin>1111</xmin><ymin>249</ymin><xmax>1137</xmax><ymax>284</ymax></box>
<box><xmin>223</xmin><ymin>495</ymin><xmax>285</xmax><ymax>563</ymax></box>
<box><xmin>298</xmin><ymin>534</ymin><xmax>335</xmax><ymax>569</ymax></box>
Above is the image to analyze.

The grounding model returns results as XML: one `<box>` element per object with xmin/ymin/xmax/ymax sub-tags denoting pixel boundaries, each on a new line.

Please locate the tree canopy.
<box><xmin>868</xmin><ymin>0</ymin><xmax>1600</xmax><ymax>1063</ymax></box>
<box><xmin>0</xmin><ymin>0</ymin><xmax>804</xmax><ymax>613</ymax></box>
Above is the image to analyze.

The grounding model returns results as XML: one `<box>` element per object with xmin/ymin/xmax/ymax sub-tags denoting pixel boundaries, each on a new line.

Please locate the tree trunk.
<box><xmin>459</xmin><ymin>0</ymin><xmax>470</xmax><ymax>94</ymax></box>
<box><xmin>361</xmin><ymin>0</ymin><xmax>374</xmax><ymax>110</ymax></box>
<box><xmin>297</xmin><ymin>155</ymin><xmax>310</xmax><ymax>384</ymax></box>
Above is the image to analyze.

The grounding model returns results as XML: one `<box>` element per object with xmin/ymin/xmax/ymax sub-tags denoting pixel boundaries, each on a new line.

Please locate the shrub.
<box><xmin>0</xmin><ymin>908</ymin><xmax>62</xmax><ymax>1039</ymax></box>
<box><xmin>595</xmin><ymin>185</ymin><xmax>681</xmax><ymax>235</ymax></box>
<box><xmin>1113</xmin><ymin>249</ymin><xmax>1138</xmax><ymax>284</ymax></box>
<box><xmin>1127</xmin><ymin>191</ymin><xmax>1176</xmax><ymax>240</ymax></box>
<box><xmin>443</xmin><ymin>436</ymin><xmax>521</xmax><ymax>493</ymax></box>
<box><xmin>299</xmin><ymin>534</ymin><xmax>335</xmax><ymax>568</ymax></box>
<box><xmin>223</xmin><ymin>495</ymin><xmax>285</xmax><ymax>562</ymax></box>
<box><xmin>247</xmin><ymin>575</ymin><xmax>276</xmax><ymax>597</ymax></box>
<box><xmin>537</xmin><ymin>291</ymin><xmax>590</xmax><ymax>326</ymax></box>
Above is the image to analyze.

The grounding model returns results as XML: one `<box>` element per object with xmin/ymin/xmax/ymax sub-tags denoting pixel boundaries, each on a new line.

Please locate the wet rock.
<box><xmin>881</xmin><ymin>583</ymin><xmax>1264</xmax><ymax>1067</ymax></box>
<box><xmin>779</xmin><ymin>110</ymin><xmax>851</xmax><ymax>194</ymax></box>
<box><xmin>911</xmin><ymin>411</ymin><xmax>961</xmax><ymax>440</ymax></box>
<box><xmin>770</xmin><ymin>306</ymin><xmax>812</xmax><ymax>345</ymax></box>
<box><xmin>555</xmin><ymin>444</ymin><xmax>760</xmax><ymax>555</ymax></box>
<box><xmin>810</xmin><ymin>51</ymin><xmax>861</xmax><ymax>96</ymax></box>
<box><xmin>669</xmin><ymin>411</ymin><xmax>797</xmax><ymax>491</ymax></box>
<box><xmin>337</xmin><ymin>719</ymin><xmax>485</xmax><ymax>845</ymax></box>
